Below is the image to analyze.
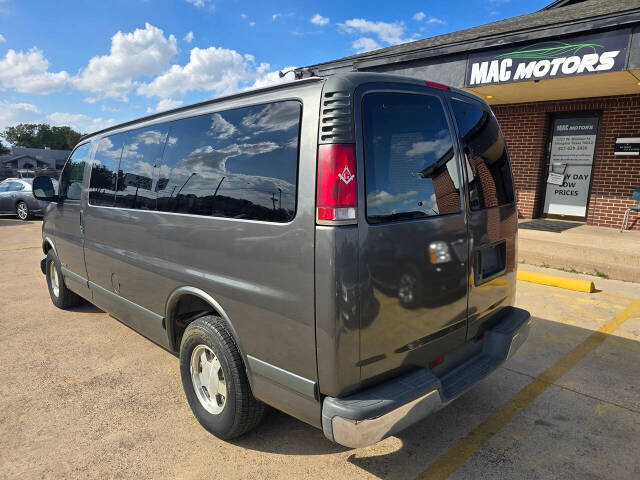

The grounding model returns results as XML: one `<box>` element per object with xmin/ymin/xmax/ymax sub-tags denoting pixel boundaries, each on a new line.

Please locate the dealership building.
<box><xmin>297</xmin><ymin>0</ymin><xmax>640</xmax><ymax>230</ymax></box>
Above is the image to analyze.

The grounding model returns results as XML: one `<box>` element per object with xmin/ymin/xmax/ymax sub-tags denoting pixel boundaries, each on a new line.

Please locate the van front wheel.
<box><xmin>179</xmin><ymin>316</ymin><xmax>267</xmax><ymax>439</ymax></box>
<box><xmin>46</xmin><ymin>250</ymin><xmax>82</xmax><ymax>309</ymax></box>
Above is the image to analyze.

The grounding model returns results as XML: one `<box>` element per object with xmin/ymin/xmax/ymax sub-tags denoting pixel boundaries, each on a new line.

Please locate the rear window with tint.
<box><xmin>157</xmin><ymin>101</ymin><xmax>300</xmax><ymax>222</ymax></box>
<box><xmin>363</xmin><ymin>93</ymin><xmax>460</xmax><ymax>224</ymax></box>
<box><xmin>450</xmin><ymin>99</ymin><xmax>514</xmax><ymax>210</ymax></box>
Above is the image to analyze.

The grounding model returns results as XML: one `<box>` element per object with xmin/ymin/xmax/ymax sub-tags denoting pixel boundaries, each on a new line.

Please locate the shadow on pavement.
<box><xmin>225</xmin><ymin>314</ymin><xmax>640</xmax><ymax>479</ymax></box>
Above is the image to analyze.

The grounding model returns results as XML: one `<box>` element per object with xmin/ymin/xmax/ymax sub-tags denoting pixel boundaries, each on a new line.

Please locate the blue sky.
<box><xmin>0</xmin><ymin>0</ymin><xmax>548</xmax><ymax>137</ymax></box>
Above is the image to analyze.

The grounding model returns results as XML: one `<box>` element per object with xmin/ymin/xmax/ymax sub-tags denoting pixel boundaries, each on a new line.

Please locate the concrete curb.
<box><xmin>517</xmin><ymin>270</ymin><xmax>595</xmax><ymax>293</ymax></box>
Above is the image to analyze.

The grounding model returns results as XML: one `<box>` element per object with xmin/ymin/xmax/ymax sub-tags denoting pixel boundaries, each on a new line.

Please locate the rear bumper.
<box><xmin>321</xmin><ymin>306</ymin><xmax>531</xmax><ymax>448</ymax></box>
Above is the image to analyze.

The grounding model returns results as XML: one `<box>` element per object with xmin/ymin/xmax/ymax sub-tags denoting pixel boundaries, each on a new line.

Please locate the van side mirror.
<box><xmin>32</xmin><ymin>176</ymin><xmax>58</xmax><ymax>202</ymax></box>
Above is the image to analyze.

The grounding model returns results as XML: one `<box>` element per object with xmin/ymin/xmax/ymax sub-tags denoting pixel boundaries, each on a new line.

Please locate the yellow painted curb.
<box><xmin>517</xmin><ymin>270</ymin><xmax>595</xmax><ymax>293</ymax></box>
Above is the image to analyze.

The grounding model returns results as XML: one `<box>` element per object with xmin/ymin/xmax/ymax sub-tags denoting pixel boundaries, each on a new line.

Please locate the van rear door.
<box><xmin>356</xmin><ymin>87</ymin><xmax>469</xmax><ymax>382</ymax></box>
<box><xmin>448</xmin><ymin>97</ymin><xmax>517</xmax><ymax>340</ymax></box>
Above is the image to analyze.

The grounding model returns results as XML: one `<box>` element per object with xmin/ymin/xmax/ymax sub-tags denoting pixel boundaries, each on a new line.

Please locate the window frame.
<box><xmin>359</xmin><ymin>88</ymin><xmax>465</xmax><ymax>225</ymax></box>
<box><xmin>86</xmin><ymin>98</ymin><xmax>303</xmax><ymax>224</ymax></box>
<box><xmin>58</xmin><ymin>141</ymin><xmax>92</xmax><ymax>202</ymax></box>
<box><xmin>447</xmin><ymin>96</ymin><xmax>516</xmax><ymax>212</ymax></box>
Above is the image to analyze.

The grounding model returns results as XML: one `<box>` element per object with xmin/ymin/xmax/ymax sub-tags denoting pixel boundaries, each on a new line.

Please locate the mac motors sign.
<box><xmin>465</xmin><ymin>29</ymin><xmax>631</xmax><ymax>87</ymax></box>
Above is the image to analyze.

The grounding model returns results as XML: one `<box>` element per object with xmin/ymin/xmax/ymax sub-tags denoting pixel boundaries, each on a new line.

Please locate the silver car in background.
<box><xmin>0</xmin><ymin>178</ymin><xmax>53</xmax><ymax>220</ymax></box>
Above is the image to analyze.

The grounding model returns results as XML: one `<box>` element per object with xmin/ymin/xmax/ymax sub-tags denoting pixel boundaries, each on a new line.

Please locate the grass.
<box><xmin>593</xmin><ymin>270</ymin><xmax>609</xmax><ymax>279</ymax></box>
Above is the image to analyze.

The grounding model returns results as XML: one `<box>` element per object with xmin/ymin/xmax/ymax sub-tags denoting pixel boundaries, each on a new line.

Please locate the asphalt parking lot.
<box><xmin>1</xmin><ymin>215</ymin><xmax>639</xmax><ymax>479</ymax></box>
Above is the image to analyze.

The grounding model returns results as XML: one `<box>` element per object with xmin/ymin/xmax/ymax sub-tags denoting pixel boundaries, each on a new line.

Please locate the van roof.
<box><xmin>79</xmin><ymin>72</ymin><xmax>484</xmax><ymax>143</ymax></box>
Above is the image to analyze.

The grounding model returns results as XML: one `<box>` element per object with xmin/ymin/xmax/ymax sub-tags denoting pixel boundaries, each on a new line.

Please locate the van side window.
<box><xmin>156</xmin><ymin>101</ymin><xmax>301</xmax><ymax>222</ymax></box>
<box><xmin>363</xmin><ymin>93</ymin><xmax>460</xmax><ymax>224</ymax></box>
<box><xmin>114</xmin><ymin>126</ymin><xmax>169</xmax><ymax>210</ymax></box>
<box><xmin>59</xmin><ymin>143</ymin><xmax>90</xmax><ymax>201</ymax></box>
<box><xmin>89</xmin><ymin>134</ymin><xmax>125</xmax><ymax>207</ymax></box>
<box><xmin>450</xmin><ymin>100</ymin><xmax>514</xmax><ymax>210</ymax></box>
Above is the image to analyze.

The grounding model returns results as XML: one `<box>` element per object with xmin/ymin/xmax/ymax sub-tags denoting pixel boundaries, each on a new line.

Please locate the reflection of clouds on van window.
<box><xmin>96</xmin><ymin>137</ymin><xmax>123</xmax><ymax>159</ymax></box>
<box><xmin>98</xmin><ymin>137</ymin><xmax>113</xmax><ymax>151</ymax></box>
<box><xmin>132</xmin><ymin>160</ymin><xmax>155</xmax><ymax>178</ymax></box>
<box><xmin>209</xmin><ymin>113</ymin><xmax>237</xmax><ymax>139</ymax></box>
<box><xmin>241</xmin><ymin>102</ymin><xmax>299</xmax><ymax>133</ymax></box>
<box><xmin>184</xmin><ymin>141</ymin><xmax>281</xmax><ymax>172</ymax></box>
<box><xmin>122</xmin><ymin>141</ymin><xmax>142</xmax><ymax>159</ymax></box>
<box><xmin>367</xmin><ymin>190</ymin><xmax>418</xmax><ymax>207</ymax></box>
<box><xmin>135</xmin><ymin>129</ymin><xmax>168</xmax><ymax>145</ymax></box>
<box><xmin>406</xmin><ymin>129</ymin><xmax>452</xmax><ymax>158</ymax></box>
<box><xmin>286</xmin><ymin>137</ymin><xmax>298</xmax><ymax>149</ymax></box>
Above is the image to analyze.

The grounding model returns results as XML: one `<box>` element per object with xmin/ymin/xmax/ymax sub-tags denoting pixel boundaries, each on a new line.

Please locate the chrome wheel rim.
<box><xmin>190</xmin><ymin>344</ymin><xmax>226</xmax><ymax>415</ymax></box>
<box><xmin>50</xmin><ymin>265</ymin><xmax>60</xmax><ymax>298</ymax></box>
<box><xmin>17</xmin><ymin>203</ymin><xmax>28</xmax><ymax>219</ymax></box>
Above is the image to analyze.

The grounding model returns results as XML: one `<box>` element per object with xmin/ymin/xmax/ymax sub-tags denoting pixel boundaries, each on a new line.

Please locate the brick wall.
<box><xmin>493</xmin><ymin>94</ymin><xmax>640</xmax><ymax>230</ymax></box>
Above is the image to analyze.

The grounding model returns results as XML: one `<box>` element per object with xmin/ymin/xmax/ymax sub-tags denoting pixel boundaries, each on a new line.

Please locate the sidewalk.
<box><xmin>517</xmin><ymin>219</ymin><xmax>640</xmax><ymax>283</ymax></box>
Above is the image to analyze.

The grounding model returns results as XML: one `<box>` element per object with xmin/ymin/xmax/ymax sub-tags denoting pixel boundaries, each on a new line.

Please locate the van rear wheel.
<box><xmin>46</xmin><ymin>250</ymin><xmax>82</xmax><ymax>309</ymax></box>
<box><xmin>180</xmin><ymin>315</ymin><xmax>268</xmax><ymax>439</ymax></box>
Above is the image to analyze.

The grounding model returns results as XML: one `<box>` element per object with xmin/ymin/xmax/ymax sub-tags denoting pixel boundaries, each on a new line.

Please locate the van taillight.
<box><xmin>316</xmin><ymin>143</ymin><xmax>357</xmax><ymax>225</ymax></box>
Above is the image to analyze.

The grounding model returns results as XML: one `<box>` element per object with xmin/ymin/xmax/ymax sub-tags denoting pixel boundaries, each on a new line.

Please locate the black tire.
<box><xmin>46</xmin><ymin>250</ymin><xmax>82</xmax><ymax>309</ymax></box>
<box><xmin>180</xmin><ymin>315</ymin><xmax>267</xmax><ymax>440</ymax></box>
<box><xmin>16</xmin><ymin>201</ymin><xmax>30</xmax><ymax>221</ymax></box>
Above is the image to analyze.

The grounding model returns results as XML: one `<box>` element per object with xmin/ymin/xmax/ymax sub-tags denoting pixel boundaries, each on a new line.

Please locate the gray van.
<box><xmin>33</xmin><ymin>72</ymin><xmax>530</xmax><ymax>448</ymax></box>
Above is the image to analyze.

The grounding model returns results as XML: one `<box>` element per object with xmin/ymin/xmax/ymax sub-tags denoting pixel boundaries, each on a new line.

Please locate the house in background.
<box><xmin>0</xmin><ymin>146</ymin><xmax>70</xmax><ymax>180</ymax></box>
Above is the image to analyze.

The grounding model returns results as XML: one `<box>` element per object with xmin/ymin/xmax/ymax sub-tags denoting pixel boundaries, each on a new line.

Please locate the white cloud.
<box><xmin>73</xmin><ymin>23</ymin><xmax>178</xmax><ymax>100</ymax></box>
<box><xmin>352</xmin><ymin>37</ymin><xmax>381</xmax><ymax>53</ymax></box>
<box><xmin>249</xmin><ymin>21</ymin><xmax>255</xmax><ymax>27</ymax></box>
<box><xmin>0</xmin><ymin>48</ymin><xmax>70</xmax><ymax>94</ymax></box>
<box><xmin>47</xmin><ymin>112</ymin><xmax>114</xmax><ymax>133</ymax></box>
<box><xmin>0</xmin><ymin>101</ymin><xmax>114</xmax><ymax>135</ymax></box>
<box><xmin>0</xmin><ymin>34</ymin><xmax>5</xmax><ymax>43</ymax></box>
<box><xmin>412</xmin><ymin>12</ymin><xmax>426</xmax><ymax>21</ymax></box>
<box><xmin>426</xmin><ymin>16</ymin><xmax>445</xmax><ymax>25</ymax></box>
<box><xmin>185</xmin><ymin>0</ymin><xmax>213</xmax><ymax>9</ymax></box>
<box><xmin>240</xmin><ymin>13</ymin><xmax>247</xmax><ymax>19</ymax></box>
<box><xmin>310</xmin><ymin>14</ymin><xmax>329</xmax><ymax>26</ymax></box>
<box><xmin>249</xmin><ymin>65</ymin><xmax>297</xmax><ymax>89</ymax></box>
<box><xmin>184</xmin><ymin>31</ymin><xmax>194</xmax><ymax>43</ymax></box>
<box><xmin>154</xmin><ymin>98</ymin><xmax>184</xmax><ymax>112</ymax></box>
<box><xmin>272</xmin><ymin>12</ymin><xmax>293</xmax><ymax>21</ymax></box>
<box><xmin>137</xmin><ymin>46</ymin><xmax>256</xmax><ymax>98</ymax></box>
<box><xmin>0</xmin><ymin>101</ymin><xmax>41</xmax><ymax>132</ymax></box>
<box><xmin>138</xmin><ymin>47</ymin><xmax>291</xmax><ymax>99</ymax></box>
<box><xmin>339</xmin><ymin>18</ymin><xmax>407</xmax><ymax>46</ymax></box>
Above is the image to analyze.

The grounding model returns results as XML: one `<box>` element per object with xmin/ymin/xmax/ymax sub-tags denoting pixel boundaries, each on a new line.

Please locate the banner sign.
<box><xmin>543</xmin><ymin>117</ymin><xmax>599</xmax><ymax>218</ymax></box>
<box><xmin>465</xmin><ymin>29</ymin><xmax>631</xmax><ymax>87</ymax></box>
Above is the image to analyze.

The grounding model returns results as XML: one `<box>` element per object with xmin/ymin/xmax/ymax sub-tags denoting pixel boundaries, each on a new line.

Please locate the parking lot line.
<box><xmin>416</xmin><ymin>299</ymin><xmax>640</xmax><ymax>480</ymax></box>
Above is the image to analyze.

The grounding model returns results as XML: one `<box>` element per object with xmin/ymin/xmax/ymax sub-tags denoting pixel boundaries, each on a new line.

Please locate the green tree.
<box><xmin>0</xmin><ymin>141</ymin><xmax>9</xmax><ymax>154</ymax></box>
<box><xmin>0</xmin><ymin>123</ymin><xmax>83</xmax><ymax>150</ymax></box>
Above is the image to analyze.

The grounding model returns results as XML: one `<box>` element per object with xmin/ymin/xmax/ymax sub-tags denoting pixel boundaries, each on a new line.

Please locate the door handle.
<box><xmin>79</xmin><ymin>210</ymin><xmax>84</xmax><ymax>234</ymax></box>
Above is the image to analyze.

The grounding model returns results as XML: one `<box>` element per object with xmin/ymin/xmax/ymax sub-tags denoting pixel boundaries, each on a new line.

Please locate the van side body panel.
<box><xmin>314</xmin><ymin>225</ymin><xmax>361</xmax><ymax>397</ymax></box>
<box><xmin>79</xmin><ymin>82</ymin><xmax>324</xmax><ymax>427</ymax></box>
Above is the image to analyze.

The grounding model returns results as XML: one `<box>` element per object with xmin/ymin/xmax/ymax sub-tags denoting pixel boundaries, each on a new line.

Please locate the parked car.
<box><xmin>33</xmin><ymin>72</ymin><xmax>530</xmax><ymax>448</ymax></box>
<box><xmin>0</xmin><ymin>178</ymin><xmax>54</xmax><ymax>220</ymax></box>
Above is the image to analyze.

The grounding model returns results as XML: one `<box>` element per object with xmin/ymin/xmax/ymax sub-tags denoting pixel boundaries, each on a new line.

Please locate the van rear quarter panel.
<box><xmin>81</xmin><ymin>83</ymin><xmax>323</xmax><ymax>425</ymax></box>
